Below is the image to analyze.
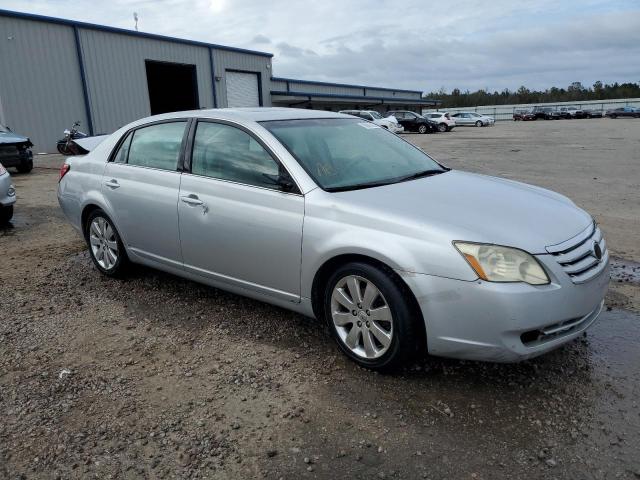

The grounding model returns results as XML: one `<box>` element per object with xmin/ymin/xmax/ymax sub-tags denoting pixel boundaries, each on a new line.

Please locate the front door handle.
<box><xmin>104</xmin><ymin>179</ymin><xmax>120</xmax><ymax>189</ymax></box>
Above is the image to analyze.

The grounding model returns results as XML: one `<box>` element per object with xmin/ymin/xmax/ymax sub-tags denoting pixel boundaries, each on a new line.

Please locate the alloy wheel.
<box><xmin>89</xmin><ymin>216</ymin><xmax>119</xmax><ymax>270</ymax></box>
<box><xmin>331</xmin><ymin>275</ymin><xmax>393</xmax><ymax>359</ymax></box>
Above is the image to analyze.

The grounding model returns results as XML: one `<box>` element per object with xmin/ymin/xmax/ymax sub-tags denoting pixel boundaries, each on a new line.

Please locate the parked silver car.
<box><xmin>58</xmin><ymin>108</ymin><xmax>609</xmax><ymax>369</ymax></box>
<box><xmin>449</xmin><ymin>111</ymin><xmax>495</xmax><ymax>127</ymax></box>
<box><xmin>0</xmin><ymin>163</ymin><xmax>16</xmax><ymax>223</ymax></box>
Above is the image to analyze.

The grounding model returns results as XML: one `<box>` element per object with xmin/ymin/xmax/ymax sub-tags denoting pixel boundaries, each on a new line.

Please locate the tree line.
<box><xmin>425</xmin><ymin>81</ymin><xmax>640</xmax><ymax>108</ymax></box>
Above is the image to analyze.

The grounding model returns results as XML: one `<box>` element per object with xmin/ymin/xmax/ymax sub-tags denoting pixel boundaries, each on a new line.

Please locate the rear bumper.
<box><xmin>398</xmin><ymin>256</ymin><xmax>609</xmax><ymax>362</ymax></box>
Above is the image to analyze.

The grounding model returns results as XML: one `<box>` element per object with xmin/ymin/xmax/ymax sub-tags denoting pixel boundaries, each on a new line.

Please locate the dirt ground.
<box><xmin>1</xmin><ymin>118</ymin><xmax>639</xmax><ymax>479</ymax></box>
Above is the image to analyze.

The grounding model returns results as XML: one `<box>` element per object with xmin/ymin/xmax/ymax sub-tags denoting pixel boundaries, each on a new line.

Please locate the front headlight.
<box><xmin>454</xmin><ymin>242</ymin><xmax>549</xmax><ymax>285</ymax></box>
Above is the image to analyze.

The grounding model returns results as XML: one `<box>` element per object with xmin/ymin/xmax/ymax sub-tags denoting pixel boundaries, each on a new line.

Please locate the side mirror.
<box><xmin>5</xmin><ymin>126</ymin><xmax>11</xmax><ymax>132</ymax></box>
<box><xmin>262</xmin><ymin>171</ymin><xmax>298</xmax><ymax>193</ymax></box>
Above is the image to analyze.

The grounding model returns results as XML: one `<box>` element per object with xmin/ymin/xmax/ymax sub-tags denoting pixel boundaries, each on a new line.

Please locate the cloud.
<box><xmin>1</xmin><ymin>0</ymin><xmax>638</xmax><ymax>91</ymax></box>
<box><xmin>251</xmin><ymin>34</ymin><xmax>271</xmax><ymax>44</ymax></box>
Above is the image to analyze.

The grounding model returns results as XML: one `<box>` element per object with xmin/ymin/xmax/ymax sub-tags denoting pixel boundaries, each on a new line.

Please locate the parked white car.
<box><xmin>339</xmin><ymin>110</ymin><xmax>404</xmax><ymax>133</ymax></box>
<box><xmin>449</xmin><ymin>112</ymin><xmax>495</xmax><ymax>127</ymax></box>
<box><xmin>423</xmin><ymin>112</ymin><xmax>456</xmax><ymax>132</ymax></box>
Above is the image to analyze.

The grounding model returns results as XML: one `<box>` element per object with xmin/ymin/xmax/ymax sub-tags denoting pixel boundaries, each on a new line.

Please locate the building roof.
<box><xmin>271</xmin><ymin>91</ymin><xmax>440</xmax><ymax>106</ymax></box>
<box><xmin>0</xmin><ymin>8</ymin><xmax>273</xmax><ymax>57</ymax></box>
<box><xmin>272</xmin><ymin>76</ymin><xmax>423</xmax><ymax>95</ymax></box>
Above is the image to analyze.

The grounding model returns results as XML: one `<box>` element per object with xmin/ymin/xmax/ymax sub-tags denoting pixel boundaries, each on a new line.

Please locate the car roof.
<box><xmin>134</xmin><ymin>107</ymin><xmax>350</xmax><ymax>124</ymax></box>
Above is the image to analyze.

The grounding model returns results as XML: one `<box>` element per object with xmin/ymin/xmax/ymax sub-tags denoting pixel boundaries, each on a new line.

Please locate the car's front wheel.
<box><xmin>16</xmin><ymin>159</ymin><xmax>33</xmax><ymax>173</ymax></box>
<box><xmin>437</xmin><ymin>123</ymin><xmax>447</xmax><ymax>132</ymax></box>
<box><xmin>418</xmin><ymin>125</ymin><xmax>428</xmax><ymax>134</ymax></box>
<box><xmin>0</xmin><ymin>205</ymin><xmax>13</xmax><ymax>224</ymax></box>
<box><xmin>475</xmin><ymin>120</ymin><xmax>483</xmax><ymax>127</ymax></box>
<box><xmin>324</xmin><ymin>262</ymin><xmax>421</xmax><ymax>370</ymax></box>
<box><xmin>86</xmin><ymin>209</ymin><xmax>129</xmax><ymax>277</ymax></box>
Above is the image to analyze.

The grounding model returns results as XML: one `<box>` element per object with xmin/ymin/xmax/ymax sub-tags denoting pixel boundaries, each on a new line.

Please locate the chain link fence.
<box><xmin>423</xmin><ymin>98</ymin><xmax>640</xmax><ymax>121</ymax></box>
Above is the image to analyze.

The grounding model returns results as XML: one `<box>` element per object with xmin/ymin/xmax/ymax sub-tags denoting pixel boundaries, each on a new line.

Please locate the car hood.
<box><xmin>330</xmin><ymin>170</ymin><xmax>592</xmax><ymax>254</ymax></box>
<box><xmin>0</xmin><ymin>131</ymin><xmax>31</xmax><ymax>145</ymax></box>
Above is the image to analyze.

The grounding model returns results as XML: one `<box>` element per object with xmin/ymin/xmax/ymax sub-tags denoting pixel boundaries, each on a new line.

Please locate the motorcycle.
<box><xmin>57</xmin><ymin>121</ymin><xmax>89</xmax><ymax>155</ymax></box>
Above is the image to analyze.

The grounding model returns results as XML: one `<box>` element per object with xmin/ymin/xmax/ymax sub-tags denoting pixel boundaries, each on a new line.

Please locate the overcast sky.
<box><xmin>1</xmin><ymin>0</ymin><xmax>639</xmax><ymax>93</ymax></box>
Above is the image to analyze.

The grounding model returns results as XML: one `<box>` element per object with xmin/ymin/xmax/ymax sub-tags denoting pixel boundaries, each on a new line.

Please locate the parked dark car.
<box><xmin>513</xmin><ymin>109</ymin><xmax>536</xmax><ymax>121</ymax></box>
<box><xmin>386</xmin><ymin>110</ymin><xmax>437</xmax><ymax>134</ymax></box>
<box><xmin>605</xmin><ymin>107</ymin><xmax>640</xmax><ymax>119</ymax></box>
<box><xmin>532</xmin><ymin>107</ymin><xmax>560</xmax><ymax>120</ymax></box>
<box><xmin>583</xmin><ymin>109</ymin><xmax>603</xmax><ymax>118</ymax></box>
<box><xmin>0</xmin><ymin>124</ymin><xmax>33</xmax><ymax>173</ymax></box>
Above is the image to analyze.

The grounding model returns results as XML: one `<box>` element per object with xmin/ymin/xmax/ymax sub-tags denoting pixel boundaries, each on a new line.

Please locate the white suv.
<box><xmin>339</xmin><ymin>110</ymin><xmax>404</xmax><ymax>133</ymax></box>
<box><xmin>423</xmin><ymin>112</ymin><xmax>456</xmax><ymax>132</ymax></box>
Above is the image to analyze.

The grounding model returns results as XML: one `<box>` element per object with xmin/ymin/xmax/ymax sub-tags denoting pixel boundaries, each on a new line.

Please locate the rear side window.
<box><xmin>127</xmin><ymin>122</ymin><xmax>187</xmax><ymax>171</ymax></box>
<box><xmin>113</xmin><ymin>132</ymin><xmax>132</xmax><ymax>163</ymax></box>
<box><xmin>191</xmin><ymin>122</ymin><xmax>281</xmax><ymax>189</ymax></box>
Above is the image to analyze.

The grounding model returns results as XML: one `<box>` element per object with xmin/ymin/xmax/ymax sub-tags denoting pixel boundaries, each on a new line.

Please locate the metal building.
<box><xmin>0</xmin><ymin>9</ymin><xmax>436</xmax><ymax>152</ymax></box>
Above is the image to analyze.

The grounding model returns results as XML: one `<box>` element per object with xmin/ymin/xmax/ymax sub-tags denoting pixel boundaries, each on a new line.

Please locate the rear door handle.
<box><xmin>180</xmin><ymin>194</ymin><xmax>209</xmax><ymax>214</ymax></box>
<box><xmin>104</xmin><ymin>179</ymin><xmax>120</xmax><ymax>189</ymax></box>
<box><xmin>180</xmin><ymin>194</ymin><xmax>204</xmax><ymax>206</ymax></box>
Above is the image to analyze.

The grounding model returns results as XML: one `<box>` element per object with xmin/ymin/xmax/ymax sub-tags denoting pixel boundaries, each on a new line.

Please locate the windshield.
<box><xmin>262</xmin><ymin>118</ymin><xmax>446</xmax><ymax>191</ymax></box>
<box><xmin>369</xmin><ymin>111</ymin><xmax>383</xmax><ymax>119</ymax></box>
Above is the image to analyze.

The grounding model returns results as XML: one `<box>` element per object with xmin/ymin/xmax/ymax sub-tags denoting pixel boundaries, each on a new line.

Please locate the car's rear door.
<box><xmin>101</xmin><ymin>120</ymin><xmax>188</xmax><ymax>269</ymax></box>
<box><xmin>177</xmin><ymin>119</ymin><xmax>304</xmax><ymax>302</ymax></box>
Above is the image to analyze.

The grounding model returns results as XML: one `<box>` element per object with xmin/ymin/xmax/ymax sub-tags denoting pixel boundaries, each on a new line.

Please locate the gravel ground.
<box><xmin>1</xmin><ymin>119</ymin><xmax>639</xmax><ymax>479</ymax></box>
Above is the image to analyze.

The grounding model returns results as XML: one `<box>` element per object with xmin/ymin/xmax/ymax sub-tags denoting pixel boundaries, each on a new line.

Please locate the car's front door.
<box><xmin>101</xmin><ymin>120</ymin><xmax>187</xmax><ymax>269</ymax></box>
<box><xmin>178</xmin><ymin>120</ymin><xmax>304</xmax><ymax>302</ymax></box>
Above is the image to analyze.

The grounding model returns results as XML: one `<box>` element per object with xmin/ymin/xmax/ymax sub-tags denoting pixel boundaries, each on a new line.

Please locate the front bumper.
<box><xmin>0</xmin><ymin>173</ymin><xmax>16</xmax><ymax>207</ymax></box>
<box><xmin>398</xmin><ymin>255</ymin><xmax>610</xmax><ymax>362</ymax></box>
<box><xmin>0</xmin><ymin>145</ymin><xmax>32</xmax><ymax>168</ymax></box>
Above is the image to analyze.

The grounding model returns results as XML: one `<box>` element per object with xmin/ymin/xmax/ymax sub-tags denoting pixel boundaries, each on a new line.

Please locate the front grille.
<box><xmin>546</xmin><ymin>222</ymin><xmax>608</xmax><ymax>284</ymax></box>
<box><xmin>0</xmin><ymin>145</ymin><xmax>19</xmax><ymax>158</ymax></box>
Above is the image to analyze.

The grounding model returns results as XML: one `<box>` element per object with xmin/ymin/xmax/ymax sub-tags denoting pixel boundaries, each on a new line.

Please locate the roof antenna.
<box><xmin>133</xmin><ymin>12</ymin><xmax>139</xmax><ymax>31</ymax></box>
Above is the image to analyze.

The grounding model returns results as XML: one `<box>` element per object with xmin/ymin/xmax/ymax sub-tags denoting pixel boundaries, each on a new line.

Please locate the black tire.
<box><xmin>0</xmin><ymin>205</ymin><xmax>13</xmax><ymax>224</ymax></box>
<box><xmin>437</xmin><ymin>123</ymin><xmax>447</xmax><ymax>133</ymax></box>
<box><xmin>475</xmin><ymin>120</ymin><xmax>483</xmax><ymax>127</ymax></box>
<box><xmin>323</xmin><ymin>261</ymin><xmax>422</xmax><ymax>371</ymax></box>
<box><xmin>16</xmin><ymin>159</ymin><xmax>33</xmax><ymax>173</ymax></box>
<box><xmin>610</xmin><ymin>114</ymin><xmax>617</xmax><ymax>119</ymax></box>
<box><xmin>57</xmin><ymin>143</ymin><xmax>73</xmax><ymax>155</ymax></box>
<box><xmin>85</xmin><ymin>209</ymin><xmax>129</xmax><ymax>277</ymax></box>
<box><xmin>417</xmin><ymin>124</ymin><xmax>428</xmax><ymax>134</ymax></box>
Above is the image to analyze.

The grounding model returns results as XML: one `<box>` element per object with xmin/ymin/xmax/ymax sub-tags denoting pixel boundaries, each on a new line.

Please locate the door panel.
<box><xmin>102</xmin><ymin>163</ymin><xmax>182</xmax><ymax>267</ymax></box>
<box><xmin>178</xmin><ymin>175</ymin><xmax>304</xmax><ymax>300</ymax></box>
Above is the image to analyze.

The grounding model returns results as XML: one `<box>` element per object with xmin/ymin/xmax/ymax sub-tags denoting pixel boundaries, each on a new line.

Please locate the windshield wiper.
<box><xmin>325</xmin><ymin>179</ymin><xmax>398</xmax><ymax>192</ymax></box>
<box><xmin>395</xmin><ymin>169</ymin><xmax>448</xmax><ymax>183</ymax></box>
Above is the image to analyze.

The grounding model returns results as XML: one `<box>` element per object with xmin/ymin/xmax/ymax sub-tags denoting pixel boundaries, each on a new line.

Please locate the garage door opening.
<box><xmin>145</xmin><ymin>60</ymin><xmax>199</xmax><ymax>115</ymax></box>
<box><xmin>226</xmin><ymin>70</ymin><xmax>261</xmax><ymax>108</ymax></box>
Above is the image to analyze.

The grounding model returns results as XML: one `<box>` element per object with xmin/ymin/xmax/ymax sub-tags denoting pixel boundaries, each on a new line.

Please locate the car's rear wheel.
<box><xmin>418</xmin><ymin>125</ymin><xmax>428</xmax><ymax>134</ymax></box>
<box><xmin>475</xmin><ymin>120</ymin><xmax>483</xmax><ymax>127</ymax></box>
<box><xmin>86</xmin><ymin>209</ymin><xmax>129</xmax><ymax>277</ymax></box>
<box><xmin>0</xmin><ymin>205</ymin><xmax>13</xmax><ymax>224</ymax></box>
<box><xmin>324</xmin><ymin>262</ymin><xmax>420</xmax><ymax>370</ymax></box>
<box><xmin>610</xmin><ymin>114</ymin><xmax>617</xmax><ymax>119</ymax></box>
<box><xmin>437</xmin><ymin>123</ymin><xmax>447</xmax><ymax>132</ymax></box>
<box><xmin>16</xmin><ymin>159</ymin><xmax>33</xmax><ymax>173</ymax></box>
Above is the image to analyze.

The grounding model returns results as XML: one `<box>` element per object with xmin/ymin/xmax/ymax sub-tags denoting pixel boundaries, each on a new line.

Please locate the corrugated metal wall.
<box><xmin>212</xmin><ymin>49</ymin><xmax>272</xmax><ymax>107</ymax></box>
<box><xmin>0</xmin><ymin>16</ymin><xmax>88</xmax><ymax>152</ymax></box>
<box><xmin>287</xmin><ymin>81</ymin><xmax>362</xmax><ymax>96</ymax></box>
<box><xmin>77</xmin><ymin>28</ymin><xmax>215</xmax><ymax>135</ymax></box>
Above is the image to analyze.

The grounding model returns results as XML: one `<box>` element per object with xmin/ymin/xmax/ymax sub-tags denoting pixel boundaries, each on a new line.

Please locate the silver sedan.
<box><xmin>57</xmin><ymin>108</ymin><xmax>609</xmax><ymax>369</ymax></box>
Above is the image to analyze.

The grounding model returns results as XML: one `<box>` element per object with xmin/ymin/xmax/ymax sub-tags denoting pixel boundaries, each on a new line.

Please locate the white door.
<box><xmin>226</xmin><ymin>71</ymin><xmax>260</xmax><ymax>107</ymax></box>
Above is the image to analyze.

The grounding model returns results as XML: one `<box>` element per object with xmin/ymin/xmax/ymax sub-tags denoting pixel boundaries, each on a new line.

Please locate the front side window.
<box><xmin>191</xmin><ymin>121</ymin><xmax>282</xmax><ymax>190</ymax></box>
<box><xmin>127</xmin><ymin>122</ymin><xmax>187</xmax><ymax>170</ymax></box>
<box><xmin>262</xmin><ymin>118</ymin><xmax>446</xmax><ymax>192</ymax></box>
